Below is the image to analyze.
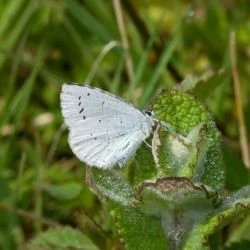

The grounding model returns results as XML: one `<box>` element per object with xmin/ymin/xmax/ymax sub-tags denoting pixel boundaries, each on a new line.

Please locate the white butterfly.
<box><xmin>60</xmin><ymin>83</ymin><xmax>155</xmax><ymax>169</ymax></box>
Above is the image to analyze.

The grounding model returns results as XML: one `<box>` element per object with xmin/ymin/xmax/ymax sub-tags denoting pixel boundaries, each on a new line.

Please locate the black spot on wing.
<box><xmin>101</xmin><ymin>100</ymin><xmax>105</xmax><ymax>110</ymax></box>
<box><xmin>79</xmin><ymin>108</ymin><xmax>84</xmax><ymax>114</ymax></box>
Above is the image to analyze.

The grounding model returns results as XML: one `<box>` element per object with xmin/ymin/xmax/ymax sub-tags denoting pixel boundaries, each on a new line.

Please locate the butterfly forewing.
<box><xmin>60</xmin><ymin>83</ymin><xmax>154</xmax><ymax>168</ymax></box>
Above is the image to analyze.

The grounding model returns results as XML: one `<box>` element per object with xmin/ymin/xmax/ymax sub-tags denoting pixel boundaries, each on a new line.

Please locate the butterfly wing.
<box><xmin>60</xmin><ymin>83</ymin><xmax>154</xmax><ymax>168</ymax></box>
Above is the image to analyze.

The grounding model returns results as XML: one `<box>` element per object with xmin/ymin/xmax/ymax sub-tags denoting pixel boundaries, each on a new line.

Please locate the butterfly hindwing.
<box><xmin>60</xmin><ymin>83</ymin><xmax>154</xmax><ymax>168</ymax></box>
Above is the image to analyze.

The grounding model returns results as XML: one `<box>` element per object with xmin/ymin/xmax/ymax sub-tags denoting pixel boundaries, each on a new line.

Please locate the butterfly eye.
<box><xmin>145</xmin><ymin>110</ymin><xmax>152</xmax><ymax>116</ymax></box>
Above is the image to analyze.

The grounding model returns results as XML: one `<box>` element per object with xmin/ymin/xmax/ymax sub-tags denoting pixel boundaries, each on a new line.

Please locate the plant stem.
<box><xmin>113</xmin><ymin>0</ymin><xmax>134</xmax><ymax>83</ymax></box>
<box><xmin>230</xmin><ymin>30</ymin><xmax>250</xmax><ymax>169</ymax></box>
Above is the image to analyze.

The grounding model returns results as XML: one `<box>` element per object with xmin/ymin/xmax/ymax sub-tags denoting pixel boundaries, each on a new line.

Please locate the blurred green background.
<box><xmin>0</xmin><ymin>0</ymin><xmax>249</xmax><ymax>249</ymax></box>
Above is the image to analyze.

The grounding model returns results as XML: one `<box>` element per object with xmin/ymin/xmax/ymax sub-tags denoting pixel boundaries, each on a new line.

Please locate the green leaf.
<box><xmin>140</xmin><ymin>30</ymin><xmax>180</xmax><ymax>107</ymax></box>
<box><xmin>0</xmin><ymin>177</ymin><xmax>11</xmax><ymax>201</ymax></box>
<box><xmin>177</xmin><ymin>69</ymin><xmax>228</xmax><ymax>101</ymax></box>
<box><xmin>0</xmin><ymin>0</ymin><xmax>38</xmax><ymax>69</ymax></box>
<box><xmin>65</xmin><ymin>0</ymin><xmax>114</xmax><ymax>43</ymax></box>
<box><xmin>44</xmin><ymin>182</ymin><xmax>82</xmax><ymax>201</ymax></box>
<box><xmin>225</xmin><ymin>241</ymin><xmax>250</xmax><ymax>250</ymax></box>
<box><xmin>154</xmin><ymin>124</ymin><xmax>210</xmax><ymax>179</ymax></box>
<box><xmin>91</xmin><ymin>168</ymin><xmax>133</xmax><ymax>206</ymax></box>
<box><xmin>26</xmin><ymin>226</ymin><xmax>99</xmax><ymax>250</ymax></box>
<box><xmin>223</xmin><ymin>146</ymin><xmax>250</xmax><ymax>191</ymax></box>
<box><xmin>151</xmin><ymin>90</ymin><xmax>225</xmax><ymax>191</ymax></box>
<box><xmin>130</xmin><ymin>143</ymin><xmax>157</xmax><ymax>186</ymax></box>
<box><xmin>135</xmin><ymin>177</ymin><xmax>216</xmax><ymax>249</ymax></box>
<box><xmin>226</xmin><ymin>216</ymin><xmax>250</xmax><ymax>246</ymax></box>
<box><xmin>184</xmin><ymin>186</ymin><xmax>250</xmax><ymax>249</ymax></box>
<box><xmin>110</xmin><ymin>201</ymin><xmax>168</xmax><ymax>250</ymax></box>
<box><xmin>1</xmin><ymin>41</ymin><xmax>46</xmax><ymax>128</ymax></box>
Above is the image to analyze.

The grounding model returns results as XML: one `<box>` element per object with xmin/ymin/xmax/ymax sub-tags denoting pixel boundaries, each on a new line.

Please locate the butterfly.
<box><xmin>60</xmin><ymin>83</ymin><xmax>155</xmax><ymax>169</ymax></box>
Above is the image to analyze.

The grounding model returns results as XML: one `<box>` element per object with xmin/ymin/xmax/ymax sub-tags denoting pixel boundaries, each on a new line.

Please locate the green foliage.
<box><xmin>152</xmin><ymin>90</ymin><xmax>224</xmax><ymax>191</ymax></box>
<box><xmin>44</xmin><ymin>182</ymin><xmax>82</xmax><ymax>201</ymax></box>
<box><xmin>26</xmin><ymin>226</ymin><xmax>99</xmax><ymax>250</ymax></box>
<box><xmin>0</xmin><ymin>0</ymin><xmax>250</xmax><ymax>250</ymax></box>
<box><xmin>89</xmin><ymin>89</ymin><xmax>249</xmax><ymax>249</ymax></box>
